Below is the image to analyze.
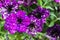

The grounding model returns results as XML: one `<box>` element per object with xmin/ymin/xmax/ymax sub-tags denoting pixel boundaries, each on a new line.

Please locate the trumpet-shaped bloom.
<box><xmin>0</xmin><ymin>0</ymin><xmax>24</xmax><ymax>19</ymax></box>
<box><xmin>4</xmin><ymin>10</ymin><xmax>30</xmax><ymax>34</ymax></box>
<box><xmin>47</xmin><ymin>24</ymin><xmax>60</xmax><ymax>38</ymax></box>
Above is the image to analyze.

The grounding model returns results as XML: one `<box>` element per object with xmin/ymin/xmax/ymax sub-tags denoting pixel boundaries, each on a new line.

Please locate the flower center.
<box><xmin>28</xmin><ymin>22</ymin><xmax>35</xmax><ymax>29</ymax></box>
<box><xmin>33</xmin><ymin>11</ymin><xmax>43</xmax><ymax>19</ymax></box>
<box><xmin>7</xmin><ymin>5</ymin><xmax>13</xmax><ymax>13</ymax></box>
<box><xmin>17</xmin><ymin>18</ymin><xmax>22</xmax><ymax>24</ymax></box>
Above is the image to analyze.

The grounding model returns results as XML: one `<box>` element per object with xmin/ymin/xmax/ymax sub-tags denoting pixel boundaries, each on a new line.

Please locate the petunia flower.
<box><xmin>0</xmin><ymin>0</ymin><xmax>24</xmax><ymax>19</ymax></box>
<box><xmin>46</xmin><ymin>24</ymin><xmax>60</xmax><ymax>39</ymax></box>
<box><xmin>4</xmin><ymin>10</ymin><xmax>30</xmax><ymax>34</ymax></box>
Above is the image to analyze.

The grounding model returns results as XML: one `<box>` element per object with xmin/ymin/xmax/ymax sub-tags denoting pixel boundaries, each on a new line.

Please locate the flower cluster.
<box><xmin>0</xmin><ymin>0</ymin><xmax>50</xmax><ymax>35</ymax></box>
<box><xmin>27</xmin><ymin>6</ymin><xmax>49</xmax><ymax>35</ymax></box>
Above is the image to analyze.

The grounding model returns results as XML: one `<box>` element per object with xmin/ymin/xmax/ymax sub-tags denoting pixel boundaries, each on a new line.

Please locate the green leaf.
<box><xmin>50</xmin><ymin>13</ymin><xmax>57</xmax><ymax>17</ymax></box>
<box><xmin>48</xmin><ymin>21</ymin><xmax>54</xmax><ymax>27</ymax></box>
<box><xmin>44</xmin><ymin>6</ymin><xmax>54</xmax><ymax>10</ymax></box>
<box><xmin>50</xmin><ymin>12</ymin><xmax>57</xmax><ymax>20</ymax></box>
<box><xmin>37</xmin><ymin>0</ymin><xmax>42</xmax><ymax>6</ymax></box>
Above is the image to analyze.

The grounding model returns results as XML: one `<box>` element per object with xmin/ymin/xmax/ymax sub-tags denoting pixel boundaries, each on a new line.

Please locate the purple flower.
<box><xmin>0</xmin><ymin>0</ymin><xmax>23</xmax><ymax>19</ymax></box>
<box><xmin>54</xmin><ymin>0</ymin><xmax>60</xmax><ymax>3</ymax></box>
<box><xmin>47</xmin><ymin>24</ymin><xmax>60</xmax><ymax>38</ymax></box>
<box><xmin>28</xmin><ymin>6</ymin><xmax>50</xmax><ymax>23</ymax></box>
<box><xmin>4</xmin><ymin>10</ymin><xmax>30</xmax><ymax>34</ymax></box>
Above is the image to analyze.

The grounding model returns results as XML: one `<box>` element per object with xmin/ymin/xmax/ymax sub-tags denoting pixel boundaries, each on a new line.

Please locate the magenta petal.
<box><xmin>0</xmin><ymin>2</ymin><xmax>2</xmax><ymax>8</ymax></box>
<box><xmin>54</xmin><ymin>0</ymin><xmax>60</xmax><ymax>3</ymax></box>
<box><xmin>16</xmin><ymin>10</ymin><xmax>26</xmax><ymax>18</ymax></box>
<box><xmin>18</xmin><ymin>25</ymin><xmax>27</xmax><ymax>32</ymax></box>
<box><xmin>22</xmin><ymin>16</ymin><xmax>30</xmax><ymax>26</ymax></box>
<box><xmin>9</xmin><ymin>30</ymin><xmax>16</xmax><ymax>34</ymax></box>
